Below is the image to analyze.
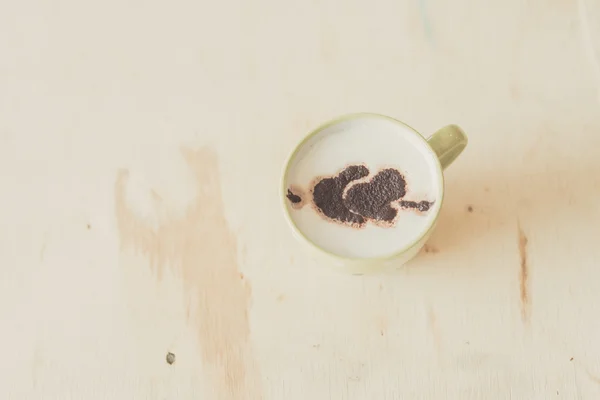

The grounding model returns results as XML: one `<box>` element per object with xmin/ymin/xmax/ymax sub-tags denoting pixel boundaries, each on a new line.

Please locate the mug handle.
<box><xmin>427</xmin><ymin>125</ymin><xmax>468</xmax><ymax>170</ymax></box>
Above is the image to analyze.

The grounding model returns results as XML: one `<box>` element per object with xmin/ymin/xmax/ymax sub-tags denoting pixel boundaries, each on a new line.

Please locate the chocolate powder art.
<box><xmin>311</xmin><ymin>165</ymin><xmax>370</xmax><ymax>227</ymax></box>
<box><xmin>286</xmin><ymin>185</ymin><xmax>306</xmax><ymax>210</ymax></box>
<box><xmin>286</xmin><ymin>189</ymin><xmax>302</xmax><ymax>204</ymax></box>
<box><xmin>286</xmin><ymin>164</ymin><xmax>435</xmax><ymax>229</ymax></box>
<box><xmin>398</xmin><ymin>200</ymin><xmax>433</xmax><ymax>212</ymax></box>
<box><xmin>344</xmin><ymin>168</ymin><xmax>407</xmax><ymax>224</ymax></box>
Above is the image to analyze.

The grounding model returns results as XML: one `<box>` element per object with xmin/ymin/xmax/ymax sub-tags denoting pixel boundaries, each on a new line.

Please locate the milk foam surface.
<box><xmin>284</xmin><ymin>116</ymin><xmax>442</xmax><ymax>259</ymax></box>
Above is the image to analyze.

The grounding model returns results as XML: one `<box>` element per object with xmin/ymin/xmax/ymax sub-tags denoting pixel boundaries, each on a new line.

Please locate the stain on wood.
<box><xmin>518</xmin><ymin>222</ymin><xmax>530</xmax><ymax>323</ymax></box>
<box><xmin>39</xmin><ymin>241</ymin><xmax>47</xmax><ymax>262</ymax></box>
<box><xmin>423</xmin><ymin>244</ymin><xmax>439</xmax><ymax>254</ymax></box>
<box><xmin>586</xmin><ymin>371</ymin><xmax>600</xmax><ymax>384</ymax></box>
<box><xmin>376</xmin><ymin>316</ymin><xmax>388</xmax><ymax>337</ymax></box>
<box><xmin>114</xmin><ymin>147</ymin><xmax>261</xmax><ymax>399</ymax></box>
<box><xmin>427</xmin><ymin>305</ymin><xmax>442</xmax><ymax>354</ymax></box>
<box><xmin>509</xmin><ymin>83</ymin><xmax>521</xmax><ymax>100</ymax></box>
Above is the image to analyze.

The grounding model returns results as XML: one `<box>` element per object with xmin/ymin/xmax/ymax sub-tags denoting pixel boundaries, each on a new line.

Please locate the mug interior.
<box><xmin>281</xmin><ymin>113</ymin><xmax>444</xmax><ymax>261</ymax></box>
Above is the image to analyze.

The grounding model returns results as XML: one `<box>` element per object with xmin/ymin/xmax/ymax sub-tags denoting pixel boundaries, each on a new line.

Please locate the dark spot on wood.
<box><xmin>570</xmin><ymin>357</ymin><xmax>574</xmax><ymax>361</ymax></box>
<box><xmin>312</xmin><ymin>344</ymin><xmax>320</xmax><ymax>349</ymax></box>
<box><xmin>166</xmin><ymin>352</ymin><xmax>176</xmax><ymax>365</ymax></box>
<box><xmin>87</xmin><ymin>224</ymin><xmax>91</xmax><ymax>230</ymax></box>
<box><xmin>239</xmin><ymin>273</ymin><xmax>245</xmax><ymax>280</ymax></box>
<box><xmin>276</xmin><ymin>294</ymin><xmax>285</xmax><ymax>302</ymax></box>
<box><xmin>467</xmin><ymin>205</ymin><xmax>473</xmax><ymax>213</ymax></box>
<box><xmin>380</xmin><ymin>330</ymin><xmax>384</xmax><ymax>336</ymax></box>
<box><xmin>423</xmin><ymin>244</ymin><xmax>439</xmax><ymax>254</ymax></box>
<box><xmin>518</xmin><ymin>223</ymin><xmax>530</xmax><ymax>323</ymax></box>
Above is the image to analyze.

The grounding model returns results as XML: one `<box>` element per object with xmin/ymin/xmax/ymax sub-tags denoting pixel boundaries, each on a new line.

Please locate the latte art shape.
<box><xmin>287</xmin><ymin>164</ymin><xmax>435</xmax><ymax>229</ymax></box>
<box><xmin>343</xmin><ymin>168</ymin><xmax>407</xmax><ymax>225</ymax></box>
<box><xmin>311</xmin><ymin>165</ymin><xmax>370</xmax><ymax>227</ymax></box>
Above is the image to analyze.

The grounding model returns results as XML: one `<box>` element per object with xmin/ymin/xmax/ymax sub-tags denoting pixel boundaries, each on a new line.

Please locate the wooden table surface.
<box><xmin>2</xmin><ymin>0</ymin><xmax>600</xmax><ymax>398</ymax></box>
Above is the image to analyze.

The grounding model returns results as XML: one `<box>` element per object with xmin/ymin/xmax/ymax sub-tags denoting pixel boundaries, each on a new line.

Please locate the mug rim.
<box><xmin>280</xmin><ymin>112</ymin><xmax>445</xmax><ymax>262</ymax></box>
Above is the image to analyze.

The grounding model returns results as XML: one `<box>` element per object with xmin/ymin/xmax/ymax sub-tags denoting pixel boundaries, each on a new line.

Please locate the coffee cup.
<box><xmin>281</xmin><ymin>113</ymin><xmax>467</xmax><ymax>273</ymax></box>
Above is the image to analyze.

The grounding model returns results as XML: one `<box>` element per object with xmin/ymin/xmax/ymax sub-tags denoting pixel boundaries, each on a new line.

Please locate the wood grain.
<box><xmin>1</xmin><ymin>0</ymin><xmax>600</xmax><ymax>398</ymax></box>
<box><xmin>517</xmin><ymin>222</ymin><xmax>530</xmax><ymax>323</ymax></box>
<box><xmin>115</xmin><ymin>148</ymin><xmax>261</xmax><ymax>399</ymax></box>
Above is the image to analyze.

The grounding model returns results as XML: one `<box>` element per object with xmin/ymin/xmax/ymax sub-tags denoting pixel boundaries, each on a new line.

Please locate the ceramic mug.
<box><xmin>281</xmin><ymin>113</ymin><xmax>467</xmax><ymax>273</ymax></box>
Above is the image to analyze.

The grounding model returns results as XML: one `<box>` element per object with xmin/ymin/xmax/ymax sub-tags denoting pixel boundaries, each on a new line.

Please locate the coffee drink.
<box><xmin>283</xmin><ymin>115</ymin><xmax>441</xmax><ymax>259</ymax></box>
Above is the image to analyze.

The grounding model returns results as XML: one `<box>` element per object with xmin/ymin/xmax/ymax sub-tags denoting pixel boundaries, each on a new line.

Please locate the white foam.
<box><xmin>284</xmin><ymin>115</ymin><xmax>442</xmax><ymax>259</ymax></box>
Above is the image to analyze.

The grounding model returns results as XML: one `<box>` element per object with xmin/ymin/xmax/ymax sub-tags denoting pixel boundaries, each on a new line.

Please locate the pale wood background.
<box><xmin>1</xmin><ymin>0</ymin><xmax>600</xmax><ymax>398</ymax></box>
